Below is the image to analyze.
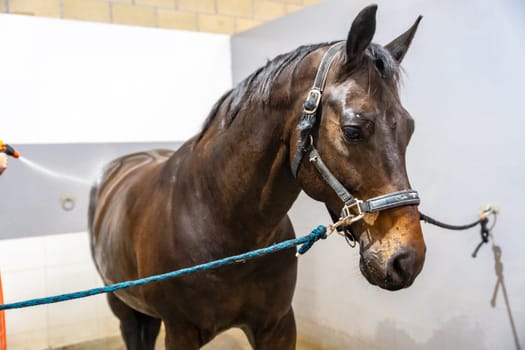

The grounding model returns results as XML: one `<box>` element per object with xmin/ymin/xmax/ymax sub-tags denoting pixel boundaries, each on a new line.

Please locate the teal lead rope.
<box><xmin>0</xmin><ymin>225</ymin><xmax>327</xmax><ymax>311</ymax></box>
<box><xmin>296</xmin><ymin>225</ymin><xmax>327</xmax><ymax>255</ymax></box>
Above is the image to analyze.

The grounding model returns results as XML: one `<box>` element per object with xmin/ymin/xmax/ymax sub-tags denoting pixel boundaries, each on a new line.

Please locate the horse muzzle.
<box><xmin>360</xmin><ymin>246</ymin><xmax>424</xmax><ymax>290</ymax></box>
<box><xmin>358</xmin><ymin>207</ymin><xmax>426</xmax><ymax>291</ymax></box>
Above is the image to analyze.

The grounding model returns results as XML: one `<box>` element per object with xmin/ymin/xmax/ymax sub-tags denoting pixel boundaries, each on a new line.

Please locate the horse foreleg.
<box><xmin>247</xmin><ymin>308</ymin><xmax>297</xmax><ymax>350</ymax></box>
<box><xmin>163</xmin><ymin>320</ymin><xmax>203</xmax><ymax>350</ymax></box>
<box><xmin>107</xmin><ymin>293</ymin><xmax>161</xmax><ymax>350</ymax></box>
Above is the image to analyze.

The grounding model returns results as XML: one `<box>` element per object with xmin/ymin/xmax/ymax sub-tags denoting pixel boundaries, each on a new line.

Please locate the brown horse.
<box><xmin>88</xmin><ymin>5</ymin><xmax>426</xmax><ymax>350</ymax></box>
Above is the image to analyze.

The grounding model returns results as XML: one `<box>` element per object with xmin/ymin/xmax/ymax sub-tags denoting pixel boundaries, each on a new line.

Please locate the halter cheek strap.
<box><xmin>291</xmin><ymin>42</ymin><xmax>344</xmax><ymax>177</ymax></box>
<box><xmin>290</xmin><ymin>42</ymin><xmax>420</xmax><ymax>228</ymax></box>
<box><xmin>309</xmin><ymin>143</ymin><xmax>420</xmax><ymax>216</ymax></box>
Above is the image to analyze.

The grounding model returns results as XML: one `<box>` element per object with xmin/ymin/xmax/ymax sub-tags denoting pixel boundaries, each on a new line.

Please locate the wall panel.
<box><xmin>231</xmin><ymin>0</ymin><xmax>525</xmax><ymax>348</ymax></box>
<box><xmin>0</xmin><ymin>14</ymin><xmax>231</xmax><ymax>348</ymax></box>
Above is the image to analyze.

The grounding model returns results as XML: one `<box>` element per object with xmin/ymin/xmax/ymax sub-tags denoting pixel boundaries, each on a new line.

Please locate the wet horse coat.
<box><xmin>89</xmin><ymin>5</ymin><xmax>426</xmax><ymax>349</ymax></box>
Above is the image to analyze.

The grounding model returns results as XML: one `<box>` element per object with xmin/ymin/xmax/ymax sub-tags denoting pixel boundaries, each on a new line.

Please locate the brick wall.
<box><xmin>0</xmin><ymin>0</ymin><xmax>320</xmax><ymax>33</ymax></box>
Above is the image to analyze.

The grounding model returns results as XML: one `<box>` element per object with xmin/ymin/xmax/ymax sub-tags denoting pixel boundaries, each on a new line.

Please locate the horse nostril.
<box><xmin>387</xmin><ymin>247</ymin><xmax>416</xmax><ymax>284</ymax></box>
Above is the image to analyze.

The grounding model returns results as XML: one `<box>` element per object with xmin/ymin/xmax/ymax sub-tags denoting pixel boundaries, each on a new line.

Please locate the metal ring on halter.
<box><xmin>326</xmin><ymin>201</ymin><xmax>365</xmax><ymax>248</ymax></box>
<box><xmin>335</xmin><ymin>225</ymin><xmax>358</xmax><ymax>248</ymax></box>
<box><xmin>340</xmin><ymin>200</ymin><xmax>365</xmax><ymax>226</ymax></box>
<box><xmin>331</xmin><ymin>201</ymin><xmax>366</xmax><ymax>248</ymax></box>
<box><xmin>343</xmin><ymin>232</ymin><xmax>357</xmax><ymax>247</ymax></box>
<box><xmin>327</xmin><ymin>225</ymin><xmax>357</xmax><ymax>248</ymax></box>
<box><xmin>327</xmin><ymin>202</ymin><xmax>365</xmax><ymax>231</ymax></box>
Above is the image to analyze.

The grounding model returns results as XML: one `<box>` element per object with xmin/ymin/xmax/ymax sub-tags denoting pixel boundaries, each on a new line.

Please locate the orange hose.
<box><xmin>0</xmin><ymin>272</ymin><xmax>6</xmax><ymax>350</ymax></box>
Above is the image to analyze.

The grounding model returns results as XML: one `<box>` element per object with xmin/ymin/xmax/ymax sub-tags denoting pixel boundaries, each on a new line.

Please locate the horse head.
<box><xmin>292</xmin><ymin>5</ymin><xmax>425</xmax><ymax>291</ymax></box>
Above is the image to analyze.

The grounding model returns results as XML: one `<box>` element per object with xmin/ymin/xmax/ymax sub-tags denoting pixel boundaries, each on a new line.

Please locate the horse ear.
<box><xmin>346</xmin><ymin>4</ymin><xmax>377</xmax><ymax>66</ymax></box>
<box><xmin>385</xmin><ymin>16</ymin><xmax>422</xmax><ymax>63</ymax></box>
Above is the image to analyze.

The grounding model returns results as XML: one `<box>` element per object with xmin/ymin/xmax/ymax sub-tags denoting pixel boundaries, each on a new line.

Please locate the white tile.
<box><xmin>4</xmin><ymin>306</ymin><xmax>47</xmax><ymax>338</ymax></box>
<box><xmin>47</xmin><ymin>320</ymin><xmax>100</xmax><ymax>348</ymax></box>
<box><xmin>0</xmin><ymin>236</ymin><xmax>46</xmax><ymax>272</ymax></box>
<box><xmin>45</xmin><ymin>263</ymin><xmax>105</xmax><ymax>328</ymax></box>
<box><xmin>6</xmin><ymin>328</ymin><xmax>48</xmax><ymax>350</ymax></box>
<box><xmin>2</xmin><ymin>268</ymin><xmax>48</xmax><ymax>334</ymax></box>
<box><xmin>45</xmin><ymin>263</ymin><xmax>100</xmax><ymax>296</ymax></box>
<box><xmin>47</xmin><ymin>297</ymin><xmax>99</xmax><ymax>328</ymax></box>
<box><xmin>44</xmin><ymin>231</ymin><xmax>93</xmax><ymax>267</ymax></box>
<box><xmin>2</xmin><ymin>268</ymin><xmax>47</xmax><ymax>301</ymax></box>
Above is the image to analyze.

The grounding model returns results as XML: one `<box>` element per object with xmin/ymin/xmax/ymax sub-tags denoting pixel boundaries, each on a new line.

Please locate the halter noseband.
<box><xmin>291</xmin><ymin>42</ymin><xmax>420</xmax><ymax>240</ymax></box>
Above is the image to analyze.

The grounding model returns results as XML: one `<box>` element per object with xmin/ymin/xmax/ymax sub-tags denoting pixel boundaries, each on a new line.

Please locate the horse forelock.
<box><xmin>365</xmin><ymin>43</ymin><xmax>400</xmax><ymax>85</ymax></box>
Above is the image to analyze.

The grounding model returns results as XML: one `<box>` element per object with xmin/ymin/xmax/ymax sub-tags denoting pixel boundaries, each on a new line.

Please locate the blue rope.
<box><xmin>0</xmin><ymin>225</ymin><xmax>327</xmax><ymax>311</ymax></box>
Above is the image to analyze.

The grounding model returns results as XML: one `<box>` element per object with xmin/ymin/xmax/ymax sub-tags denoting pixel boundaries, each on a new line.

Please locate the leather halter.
<box><xmin>291</xmin><ymin>42</ymin><xmax>420</xmax><ymax>236</ymax></box>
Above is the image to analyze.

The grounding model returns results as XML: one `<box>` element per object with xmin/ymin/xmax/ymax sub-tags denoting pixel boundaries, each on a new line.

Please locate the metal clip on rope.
<box><xmin>471</xmin><ymin>208</ymin><xmax>498</xmax><ymax>258</ymax></box>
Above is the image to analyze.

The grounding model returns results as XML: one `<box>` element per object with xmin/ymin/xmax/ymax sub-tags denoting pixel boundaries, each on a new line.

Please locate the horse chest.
<box><xmin>140</xmin><ymin>251</ymin><xmax>297</xmax><ymax>328</ymax></box>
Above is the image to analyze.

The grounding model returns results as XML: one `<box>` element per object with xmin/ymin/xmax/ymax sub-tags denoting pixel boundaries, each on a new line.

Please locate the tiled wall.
<box><xmin>0</xmin><ymin>0</ymin><xmax>320</xmax><ymax>33</ymax></box>
<box><xmin>232</xmin><ymin>1</ymin><xmax>525</xmax><ymax>349</ymax></box>
<box><xmin>0</xmin><ymin>232</ymin><xmax>119</xmax><ymax>348</ymax></box>
<box><xmin>0</xmin><ymin>14</ymin><xmax>234</xmax><ymax>348</ymax></box>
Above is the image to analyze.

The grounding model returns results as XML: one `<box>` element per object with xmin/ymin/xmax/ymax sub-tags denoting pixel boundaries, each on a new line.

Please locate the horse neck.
<box><xmin>189</xmin><ymin>106</ymin><xmax>300</xmax><ymax>234</ymax></box>
<box><xmin>184</xmin><ymin>73</ymin><xmax>318</xmax><ymax>236</ymax></box>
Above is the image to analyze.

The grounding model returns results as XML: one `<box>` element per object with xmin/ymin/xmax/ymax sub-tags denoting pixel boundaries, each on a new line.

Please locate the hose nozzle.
<box><xmin>0</xmin><ymin>140</ymin><xmax>20</xmax><ymax>158</ymax></box>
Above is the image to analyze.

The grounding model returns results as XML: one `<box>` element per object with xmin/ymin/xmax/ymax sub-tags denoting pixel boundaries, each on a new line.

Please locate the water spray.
<box><xmin>1</xmin><ymin>140</ymin><xmax>93</xmax><ymax>186</ymax></box>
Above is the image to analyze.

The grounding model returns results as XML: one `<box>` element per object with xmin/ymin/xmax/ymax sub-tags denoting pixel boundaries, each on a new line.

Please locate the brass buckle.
<box><xmin>303</xmin><ymin>89</ymin><xmax>322</xmax><ymax>114</ymax></box>
<box><xmin>325</xmin><ymin>200</ymin><xmax>366</xmax><ymax>249</ymax></box>
<box><xmin>340</xmin><ymin>200</ymin><xmax>365</xmax><ymax>226</ymax></box>
<box><xmin>328</xmin><ymin>200</ymin><xmax>365</xmax><ymax>234</ymax></box>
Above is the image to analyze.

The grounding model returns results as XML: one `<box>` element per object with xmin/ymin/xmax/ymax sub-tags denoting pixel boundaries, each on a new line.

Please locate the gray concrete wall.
<box><xmin>232</xmin><ymin>0</ymin><xmax>524</xmax><ymax>349</ymax></box>
<box><xmin>0</xmin><ymin>142</ymin><xmax>180</xmax><ymax>238</ymax></box>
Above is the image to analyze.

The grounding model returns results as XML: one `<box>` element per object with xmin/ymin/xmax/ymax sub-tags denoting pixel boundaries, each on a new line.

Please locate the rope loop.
<box><xmin>296</xmin><ymin>225</ymin><xmax>327</xmax><ymax>256</ymax></box>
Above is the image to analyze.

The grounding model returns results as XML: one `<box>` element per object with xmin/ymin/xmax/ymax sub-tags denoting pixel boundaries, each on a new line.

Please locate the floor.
<box><xmin>55</xmin><ymin>328</ymin><xmax>326</xmax><ymax>350</ymax></box>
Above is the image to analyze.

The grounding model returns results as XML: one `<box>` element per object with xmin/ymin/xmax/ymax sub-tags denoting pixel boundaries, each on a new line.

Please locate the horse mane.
<box><xmin>196</xmin><ymin>42</ymin><xmax>333</xmax><ymax>143</ymax></box>
<box><xmin>196</xmin><ymin>41</ymin><xmax>399</xmax><ymax>143</ymax></box>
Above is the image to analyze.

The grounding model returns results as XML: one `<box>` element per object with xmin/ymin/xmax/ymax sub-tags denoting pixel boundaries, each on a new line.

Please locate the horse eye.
<box><xmin>343</xmin><ymin>125</ymin><xmax>365</xmax><ymax>142</ymax></box>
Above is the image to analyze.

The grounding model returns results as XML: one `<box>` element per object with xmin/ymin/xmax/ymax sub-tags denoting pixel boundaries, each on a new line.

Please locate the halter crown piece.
<box><xmin>291</xmin><ymin>42</ymin><xmax>421</xmax><ymax>240</ymax></box>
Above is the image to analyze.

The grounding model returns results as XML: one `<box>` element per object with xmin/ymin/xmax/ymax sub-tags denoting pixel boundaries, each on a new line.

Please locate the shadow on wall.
<box><xmin>373</xmin><ymin>317</ymin><xmax>488</xmax><ymax>350</ymax></box>
<box><xmin>296</xmin><ymin>234</ymin><xmax>522</xmax><ymax>350</ymax></box>
<box><xmin>299</xmin><ymin>316</ymin><xmax>489</xmax><ymax>350</ymax></box>
<box><xmin>490</xmin><ymin>243</ymin><xmax>522</xmax><ymax>350</ymax></box>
